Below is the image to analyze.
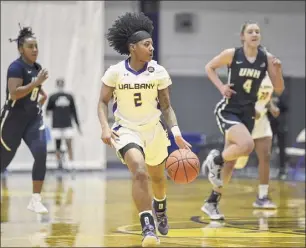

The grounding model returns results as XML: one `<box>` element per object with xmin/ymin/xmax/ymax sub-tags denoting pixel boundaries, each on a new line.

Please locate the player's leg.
<box><xmin>147</xmin><ymin>162</ymin><xmax>168</xmax><ymax>235</ymax></box>
<box><xmin>23</xmin><ymin>114</ymin><xmax>48</xmax><ymax>214</ymax></box>
<box><xmin>65</xmin><ymin>138</ymin><xmax>73</xmax><ymax>161</ymax></box>
<box><xmin>121</xmin><ymin>145</ymin><xmax>159</xmax><ymax>246</ymax></box>
<box><xmin>52</xmin><ymin>128</ymin><xmax>63</xmax><ymax>169</ymax></box>
<box><xmin>277</xmin><ymin>130</ymin><xmax>287</xmax><ymax>178</ymax></box>
<box><xmin>252</xmin><ymin>116</ymin><xmax>276</xmax><ymax>208</ymax></box>
<box><xmin>202</xmin><ymin>112</ymin><xmax>254</xmax><ymax>220</ymax></box>
<box><xmin>145</xmin><ymin>122</ymin><xmax>170</xmax><ymax>235</ymax></box>
<box><xmin>55</xmin><ymin>139</ymin><xmax>63</xmax><ymax>169</ymax></box>
<box><xmin>63</xmin><ymin>128</ymin><xmax>75</xmax><ymax>170</ymax></box>
<box><xmin>112</xmin><ymin>125</ymin><xmax>159</xmax><ymax>246</ymax></box>
<box><xmin>0</xmin><ymin>109</ymin><xmax>25</xmax><ymax>173</ymax></box>
<box><xmin>203</xmin><ymin>111</ymin><xmax>254</xmax><ymax>188</ymax></box>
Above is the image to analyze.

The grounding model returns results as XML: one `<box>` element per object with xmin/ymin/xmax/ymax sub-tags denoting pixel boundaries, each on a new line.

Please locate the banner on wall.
<box><xmin>1</xmin><ymin>1</ymin><xmax>106</xmax><ymax>170</ymax></box>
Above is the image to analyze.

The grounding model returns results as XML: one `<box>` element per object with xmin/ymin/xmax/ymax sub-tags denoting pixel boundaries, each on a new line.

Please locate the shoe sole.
<box><xmin>201</xmin><ymin>206</ymin><xmax>225</xmax><ymax>220</ymax></box>
<box><xmin>27</xmin><ymin>206</ymin><xmax>49</xmax><ymax>214</ymax></box>
<box><xmin>142</xmin><ymin>236</ymin><xmax>160</xmax><ymax>247</ymax></box>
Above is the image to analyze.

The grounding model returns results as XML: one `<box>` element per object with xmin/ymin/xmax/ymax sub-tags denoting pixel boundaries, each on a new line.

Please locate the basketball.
<box><xmin>165</xmin><ymin>149</ymin><xmax>200</xmax><ymax>184</ymax></box>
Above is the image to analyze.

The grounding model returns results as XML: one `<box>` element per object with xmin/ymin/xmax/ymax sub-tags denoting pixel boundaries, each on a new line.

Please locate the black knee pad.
<box><xmin>119</xmin><ymin>143</ymin><xmax>145</xmax><ymax>160</ymax></box>
<box><xmin>55</xmin><ymin>139</ymin><xmax>61</xmax><ymax>151</ymax></box>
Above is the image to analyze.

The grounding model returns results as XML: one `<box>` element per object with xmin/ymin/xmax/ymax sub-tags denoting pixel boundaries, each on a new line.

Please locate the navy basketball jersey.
<box><xmin>226</xmin><ymin>47</ymin><xmax>268</xmax><ymax>108</ymax></box>
<box><xmin>5</xmin><ymin>57</ymin><xmax>42</xmax><ymax>112</ymax></box>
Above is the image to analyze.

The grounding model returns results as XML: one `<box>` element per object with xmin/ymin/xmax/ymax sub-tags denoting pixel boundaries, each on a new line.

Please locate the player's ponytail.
<box><xmin>9</xmin><ymin>23</ymin><xmax>35</xmax><ymax>48</ymax></box>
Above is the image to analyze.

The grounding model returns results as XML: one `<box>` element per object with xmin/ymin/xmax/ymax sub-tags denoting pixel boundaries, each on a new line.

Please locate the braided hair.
<box><xmin>9</xmin><ymin>23</ymin><xmax>35</xmax><ymax>48</ymax></box>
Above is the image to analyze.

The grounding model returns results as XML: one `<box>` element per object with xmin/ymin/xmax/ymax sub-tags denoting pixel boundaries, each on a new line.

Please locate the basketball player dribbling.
<box><xmin>97</xmin><ymin>12</ymin><xmax>191</xmax><ymax>247</ymax></box>
<box><xmin>201</xmin><ymin>21</ymin><xmax>284</xmax><ymax>220</ymax></box>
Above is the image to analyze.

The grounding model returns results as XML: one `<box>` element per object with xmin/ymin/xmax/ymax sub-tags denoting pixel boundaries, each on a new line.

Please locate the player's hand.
<box><xmin>272</xmin><ymin>57</ymin><xmax>282</xmax><ymax>69</ymax></box>
<box><xmin>255</xmin><ymin>109</ymin><xmax>261</xmax><ymax>120</ymax></box>
<box><xmin>36</xmin><ymin>69</ymin><xmax>49</xmax><ymax>85</ymax></box>
<box><xmin>269</xmin><ymin>105</ymin><xmax>280</xmax><ymax>118</ymax></box>
<box><xmin>174</xmin><ymin>136</ymin><xmax>192</xmax><ymax>150</ymax></box>
<box><xmin>101</xmin><ymin>127</ymin><xmax>119</xmax><ymax>147</ymax></box>
<box><xmin>38</xmin><ymin>95</ymin><xmax>47</xmax><ymax>106</ymax></box>
<box><xmin>220</xmin><ymin>84</ymin><xmax>236</xmax><ymax>99</ymax></box>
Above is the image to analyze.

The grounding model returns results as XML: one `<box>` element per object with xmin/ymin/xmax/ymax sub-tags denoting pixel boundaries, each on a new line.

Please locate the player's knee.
<box><xmin>240</xmin><ymin>139</ymin><xmax>255</xmax><ymax>156</ymax></box>
<box><xmin>133</xmin><ymin>166</ymin><xmax>149</xmax><ymax>182</ymax></box>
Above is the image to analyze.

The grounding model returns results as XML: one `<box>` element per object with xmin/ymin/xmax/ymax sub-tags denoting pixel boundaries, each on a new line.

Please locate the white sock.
<box><xmin>258</xmin><ymin>185</ymin><xmax>269</xmax><ymax>199</ymax></box>
<box><xmin>32</xmin><ymin>193</ymin><xmax>41</xmax><ymax>200</ymax></box>
<box><xmin>138</xmin><ymin>210</ymin><xmax>153</xmax><ymax>217</ymax></box>
<box><xmin>153</xmin><ymin>195</ymin><xmax>166</xmax><ymax>202</ymax></box>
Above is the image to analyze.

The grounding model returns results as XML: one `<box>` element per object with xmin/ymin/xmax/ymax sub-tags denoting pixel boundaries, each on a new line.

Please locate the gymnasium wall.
<box><xmin>159</xmin><ymin>1</ymin><xmax>305</xmax><ymax>77</ymax></box>
<box><xmin>1</xmin><ymin>1</ymin><xmax>106</xmax><ymax>170</ymax></box>
<box><xmin>104</xmin><ymin>1</ymin><xmax>305</xmax><ymax>163</ymax></box>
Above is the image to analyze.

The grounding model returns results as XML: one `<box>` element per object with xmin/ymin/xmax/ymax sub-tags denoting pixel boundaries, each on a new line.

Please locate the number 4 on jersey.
<box><xmin>243</xmin><ymin>79</ymin><xmax>253</xmax><ymax>94</ymax></box>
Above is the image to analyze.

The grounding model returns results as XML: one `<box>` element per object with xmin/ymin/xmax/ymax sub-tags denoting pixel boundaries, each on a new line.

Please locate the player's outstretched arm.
<box><xmin>158</xmin><ymin>88</ymin><xmax>191</xmax><ymax>150</ymax></box>
<box><xmin>267</xmin><ymin>52</ymin><xmax>284</xmax><ymax>96</ymax></box>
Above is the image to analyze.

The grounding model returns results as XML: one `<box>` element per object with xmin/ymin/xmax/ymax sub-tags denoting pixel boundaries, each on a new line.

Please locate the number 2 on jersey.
<box><xmin>243</xmin><ymin>79</ymin><xmax>253</xmax><ymax>94</ymax></box>
<box><xmin>30</xmin><ymin>87</ymin><xmax>39</xmax><ymax>101</ymax></box>
<box><xmin>134</xmin><ymin>92</ymin><xmax>142</xmax><ymax>107</ymax></box>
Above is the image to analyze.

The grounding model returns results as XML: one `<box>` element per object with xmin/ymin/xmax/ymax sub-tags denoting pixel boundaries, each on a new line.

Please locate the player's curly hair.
<box><xmin>9</xmin><ymin>23</ymin><xmax>35</xmax><ymax>48</ymax></box>
<box><xmin>106</xmin><ymin>12</ymin><xmax>154</xmax><ymax>55</ymax></box>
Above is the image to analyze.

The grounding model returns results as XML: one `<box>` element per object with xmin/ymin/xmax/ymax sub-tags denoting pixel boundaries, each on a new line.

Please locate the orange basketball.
<box><xmin>165</xmin><ymin>149</ymin><xmax>200</xmax><ymax>184</ymax></box>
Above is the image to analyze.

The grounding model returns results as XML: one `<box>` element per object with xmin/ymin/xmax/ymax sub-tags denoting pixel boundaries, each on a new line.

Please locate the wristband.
<box><xmin>171</xmin><ymin>125</ymin><xmax>181</xmax><ymax>137</ymax></box>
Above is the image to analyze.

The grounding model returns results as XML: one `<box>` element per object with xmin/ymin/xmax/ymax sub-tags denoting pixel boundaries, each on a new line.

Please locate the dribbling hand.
<box><xmin>101</xmin><ymin>127</ymin><xmax>119</xmax><ymax>147</ymax></box>
<box><xmin>174</xmin><ymin>136</ymin><xmax>192</xmax><ymax>150</ymax></box>
<box><xmin>220</xmin><ymin>84</ymin><xmax>236</xmax><ymax>99</ymax></box>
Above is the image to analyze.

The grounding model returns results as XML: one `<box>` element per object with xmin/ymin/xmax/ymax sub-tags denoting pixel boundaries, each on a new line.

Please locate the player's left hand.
<box><xmin>272</xmin><ymin>57</ymin><xmax>282</xmax><ymax>69</ymax></box>
<box><xmin>174</xmin><ymin>136</ymin><xmax>192</xmax><ymax>150</ymax></box>
<box><xmin>269</xmin><ymin>106</ymin><xmax>280</xmax><ymax>118</ymax></box>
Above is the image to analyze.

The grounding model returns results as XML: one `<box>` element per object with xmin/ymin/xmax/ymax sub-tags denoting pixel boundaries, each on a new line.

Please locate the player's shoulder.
<box><xmin>147</xmin><ymin>60</ymin><xmax>169</xmax><ymax>75</ymax></box>
<box><xmin>8</xmin><ymin>58</ymin><xmax>24</xmax><ymax>71</ymax></box>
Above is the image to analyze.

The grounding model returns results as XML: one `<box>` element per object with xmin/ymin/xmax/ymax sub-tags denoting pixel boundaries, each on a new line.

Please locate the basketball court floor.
<box><xmin>1</xmin><ymin>171</ymin><xmax>305</xmax><ymax>247</ymax></box>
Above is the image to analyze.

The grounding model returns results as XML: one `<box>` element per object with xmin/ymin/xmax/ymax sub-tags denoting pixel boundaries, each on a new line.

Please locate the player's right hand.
<box><xmin>220</xmin><ymin>84</ymin><xmax>236</xmax><ymax>99</ymax></box>
<box><xmin>36</xmin><ymin>69</ymin><xmax>49</xmax><ymax>85</ymax></box>
<box><xmin>101</xmin><ymin>127</ymin><xmax>119</xmax><ymax>147</ymax></box>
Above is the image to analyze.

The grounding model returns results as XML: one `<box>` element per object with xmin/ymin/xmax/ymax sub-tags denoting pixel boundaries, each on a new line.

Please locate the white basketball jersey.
<box><xmin>255</xmin><ymin>73</ymin><xmax>274</xmax><ymax>115</ymax></box>
<box><xmin>101</xmin><ymin>59</ymin><xmax>172</xmax><ymax>130</ymax></box>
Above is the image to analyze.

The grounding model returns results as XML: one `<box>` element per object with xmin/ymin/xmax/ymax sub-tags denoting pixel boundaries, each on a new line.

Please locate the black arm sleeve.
<box><xmin>69</xmin><ymin>95</ymin><xmax>80</xmax><ymax>127</ymax></box>
<box><xmin>46</xmin><ymin>95</ymin><xmax>54</xmax><ymax>111</ymax></box>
